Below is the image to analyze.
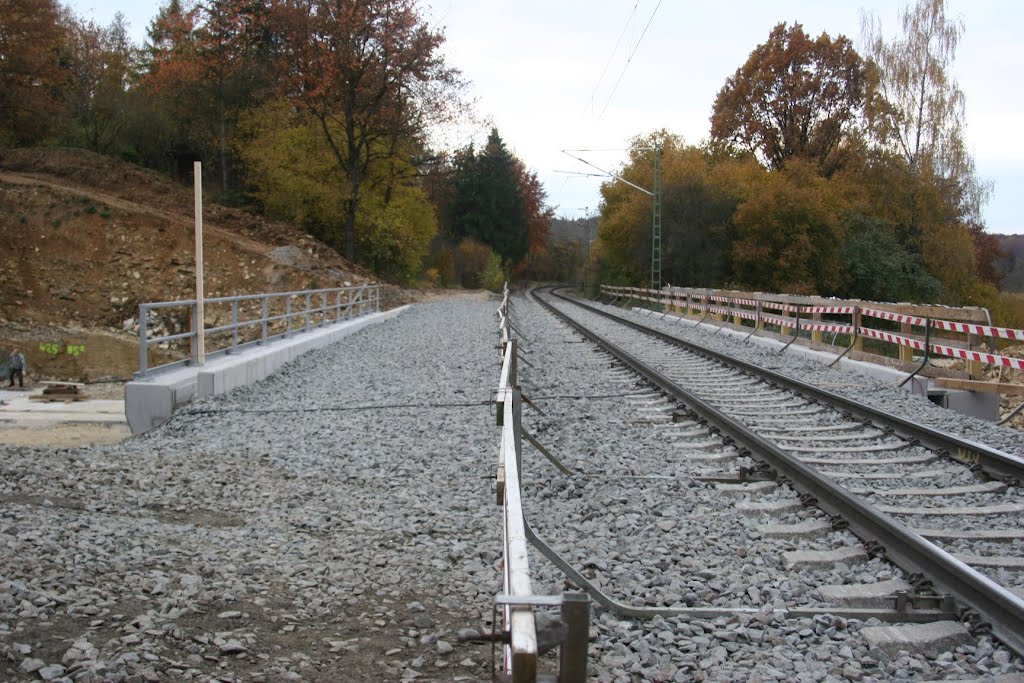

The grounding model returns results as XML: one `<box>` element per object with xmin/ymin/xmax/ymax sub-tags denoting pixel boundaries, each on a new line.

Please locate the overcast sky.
<box><xmin>71</xmin><ymin>0</ymin><xmax>1023</xmax><ymax>234</ymax></box>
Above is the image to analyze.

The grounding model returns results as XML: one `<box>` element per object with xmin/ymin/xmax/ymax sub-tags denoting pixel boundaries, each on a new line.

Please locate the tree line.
<box><xmin>0</xmin><ymin>0</ymin><xmax>550</xmax><ymax>287</ymax></box>
<box><xmin>594</xmin><ymin>0</ymin><xmax>1009</xmax><ymax>318</ymax></box>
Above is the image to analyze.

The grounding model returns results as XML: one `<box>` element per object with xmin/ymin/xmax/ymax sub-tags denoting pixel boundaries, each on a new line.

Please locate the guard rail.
<box><xmin>136</xmin><ymin>284</ymin><xmax>380</xmax><ymax>377</ymax></box>
<box><xmin>493</xmin><ymin>283</ymin><xmax>589</xmax><ymax>682</ymax></box>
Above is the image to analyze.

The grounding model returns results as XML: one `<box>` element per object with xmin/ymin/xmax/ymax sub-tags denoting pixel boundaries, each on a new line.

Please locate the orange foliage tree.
<box><xmin>0</xmin><ymin>0</ymin><xmax>67</xmax><ymax>145</ymax></box>
<box><xmin>711</xmin><ymin>22</ymin><xmax>866</xmax><ymax>178</ymax></box>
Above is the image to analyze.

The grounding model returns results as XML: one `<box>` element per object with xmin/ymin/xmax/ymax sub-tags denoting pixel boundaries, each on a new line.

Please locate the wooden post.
<box><xmin>899</xmin><ymin>319</ymin><xmax>914</xmax><ymax>363</ymax></box>
<box><xmin>853</xmin><ymin>308</ymin><xmax>863</xmax><ymax>353</ymax></box>
<box><xmin>194</xmin><ymin>161</ymin><xmax>206</xmax><ymax>366</ymax></box>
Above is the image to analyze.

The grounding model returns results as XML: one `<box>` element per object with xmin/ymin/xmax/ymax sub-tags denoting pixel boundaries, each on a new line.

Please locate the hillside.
<box><xmin>0</xmin><ymin>148</ymin><xmax>407</xmax><ymax>382</ymax></box>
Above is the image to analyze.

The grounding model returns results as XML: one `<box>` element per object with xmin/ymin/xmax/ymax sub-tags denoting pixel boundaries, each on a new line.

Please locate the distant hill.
<box><xmin>997</xmin><ymin>234</ymin><xmax>1024</xmax><ymax>292</ymax></box>
<box><xmin>550</xmin><ymin>216</ymin><xmax>598</xmax><ymax>244</ymax></box>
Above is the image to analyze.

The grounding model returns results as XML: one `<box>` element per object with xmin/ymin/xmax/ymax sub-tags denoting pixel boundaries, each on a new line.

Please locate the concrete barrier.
<box><xmin>125</xmin><ymin>306</ymin><xmax>409</xmax><ymax>434</ymax></box>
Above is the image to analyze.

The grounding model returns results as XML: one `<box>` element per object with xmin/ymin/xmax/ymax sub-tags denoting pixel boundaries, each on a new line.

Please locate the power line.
<box><xmin>584</xmin><ymin>1</ymin><xmax>639</xmax><ymax>119</ymax></box>
<box><xmin>599</xmin><ymin>0</ymin><xmax>664</xmax><ymax>120</ymax></box>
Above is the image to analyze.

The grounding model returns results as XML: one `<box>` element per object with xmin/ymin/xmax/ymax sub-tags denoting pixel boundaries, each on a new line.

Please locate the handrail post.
<box><xmin>321</xmin><ymin>290</ymin><xmax>328</xmax><ymax>326</ymax></box>
<box><xmin>190</xmin><ymin>303</ymin><xmax>198</xmax><ymax>365</ymax></box>
<box><xmin>285</xmin><ymin>297</ymin><xmax>292</xmax><ymax>338</ymax></box>
<box><xmin>559</xmin><ymin>593</ymin><xmax>590</xmax><ymax>682</ymax></box>
<box><xmin>138</xmin><ymin>305</ymin><xmax>149</xmax><ymax>377</ymax></box>
<box><xmin>305</xmin><ymin>292</ymin><xmax>312</xmax><ymax>331</ymax></box>
<box><xmin>230</xmin><ymin>300</ymin><xmax>239</xmax><ymax>352</ymax></box>
<box><xmin>260</xmin><ymin>296</ymin><xmax>268</xmax><ymax>344</ymax></box>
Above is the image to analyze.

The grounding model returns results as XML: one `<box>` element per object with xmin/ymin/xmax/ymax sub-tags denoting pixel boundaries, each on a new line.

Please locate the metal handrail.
<box><xmin>494</xmin><ymin>283</ymin><xmax>590</xmax><ymax>682</ymax></box>
<box><xmin>136</xmin><ymin>284</ymin><xmax>380</xmax><ymax>377</ymax></box>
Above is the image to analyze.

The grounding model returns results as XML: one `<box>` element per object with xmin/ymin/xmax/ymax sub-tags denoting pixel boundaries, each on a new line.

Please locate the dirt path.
<box><xmin>0</xmin><ymin>170</ymin><xmax>273</xmax><ymax>256</ymax></box>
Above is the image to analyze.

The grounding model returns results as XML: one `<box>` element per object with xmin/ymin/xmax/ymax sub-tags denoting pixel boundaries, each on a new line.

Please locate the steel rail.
<box><xmin>533</xmin><ymin>287</ymin><xmax>1024</xmax><ymax>657</ymax></box>
<box><xmin>556</xmin><ymin>290</ymin><xmax>1024</xmax><ymax>483</ymax></box>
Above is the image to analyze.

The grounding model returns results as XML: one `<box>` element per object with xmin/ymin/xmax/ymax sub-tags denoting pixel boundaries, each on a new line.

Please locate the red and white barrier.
<box><xmin>930</xmin><ymin>319</ymin><xmax>1024</xmax><ymax>342</ymax></box>
<box><xmin>607</xmin><ymin>286</ymin><xmax>1024</xmax><ymax>376</ymax></box>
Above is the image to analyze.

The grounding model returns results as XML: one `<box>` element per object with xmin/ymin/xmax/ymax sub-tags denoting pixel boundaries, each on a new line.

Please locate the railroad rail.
<box><xmin>532</xmin><ymin>286</ymin><xmax>1024</xmax><ymax>658</ymax></box>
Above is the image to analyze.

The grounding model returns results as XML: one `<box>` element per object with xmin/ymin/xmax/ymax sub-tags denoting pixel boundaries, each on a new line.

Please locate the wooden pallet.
<box><xmin>30</xmin><ymin>381</ymin><xmax>90</xmax><ymax>402</ymax></box>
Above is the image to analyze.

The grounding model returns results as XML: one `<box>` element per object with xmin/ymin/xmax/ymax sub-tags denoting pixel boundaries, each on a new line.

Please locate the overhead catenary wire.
<box><xmin>599</xmin><ymin>0</ymin><xmax>664</xmax><ymax>120</ymax></box>
<box><xmin>584</xmin><ymin>0</ymin><xmax>640</xmax><ymax>119</ymax></box>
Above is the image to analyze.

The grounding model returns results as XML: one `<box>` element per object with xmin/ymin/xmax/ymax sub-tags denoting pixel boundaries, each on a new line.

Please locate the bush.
<box><xmin>455</xmin><ymin>238</ymin><xmax>497</xmax><ymax>288</ymax></box>
<box><xmin>480</xmin><ymin>252</ymin><xmax>505</xmax><ymax>292</ymax></box>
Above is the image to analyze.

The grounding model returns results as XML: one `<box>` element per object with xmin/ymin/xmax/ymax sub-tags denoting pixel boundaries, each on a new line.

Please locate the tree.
<box><xmin>0</xmin><ymin>0</ymin><xmax>67</xmax><ymax>145</ymax></box>
<box><xmin>140</xmin><ymin>0</ymin><xmax>274</xmax><ymax>190</ymax></box>
<box><xmin>511</xmin><ymin>157</ymin><xmax>553</xmax><ymax>277</ymax></box>
<box><xmin>710</xmin><ymin>22</ymin><xmax>867</xmax><ymax>177</ymax></box>
<box><xmin>861</xmin><ymin>0</ymin><xmax>990</xmax><ymax>249</ymax></box>
<box><xmin>270</xmin><ymin>0</ymin><xmax>462</xmax><ymax>262</ymax></box>
<box><xmin>839</xmin><ymin>214</ymin><xmax>941</xmax><ymax>301</ymax></box>
<box><xmin>860</xmin><ymin>0</ymin><xmax>993</xmax><ymax>304</ymax></box>
<box><xmin>61</xmin><ymin>13</ymin><xmax>139</xmax><ymax>153</ymax></box>
<box><xmin>448</xmin><ymin>129</ymin><xmax>530</xmax><ymax>266</ymax></box>
<box><xmin>730</xmin><ymin>160</ymin><xmax>846</xmax><ymax>294</ymax></box>
<box><xmin>236</xmin><ymin>100</ymin><xmax>436</xmax><ymax>284</ymax></box>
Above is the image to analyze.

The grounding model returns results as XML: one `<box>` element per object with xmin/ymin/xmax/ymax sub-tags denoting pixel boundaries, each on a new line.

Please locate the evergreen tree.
<box><xmin>450</xmin><ymin>129</ymin><xmax>528</xmax><ymax>264</ymax></box>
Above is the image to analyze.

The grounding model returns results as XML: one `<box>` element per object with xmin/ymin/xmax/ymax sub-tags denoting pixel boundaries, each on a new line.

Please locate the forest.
<box><xmin>0</xmin><ymin>0</ymin><xmax>1017</xmax><ymax>321</ymax></box>
<box><xmin>0</xmin><ymin>0</ymin><xmax>551</xmax><ymax>290</ymax></box>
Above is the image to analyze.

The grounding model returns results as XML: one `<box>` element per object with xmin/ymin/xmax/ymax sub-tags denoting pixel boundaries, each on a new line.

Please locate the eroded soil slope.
<box><xmin>0</xmin><ymin>148</ymin><xmax>406</xmax><ymax>381</ymax></box>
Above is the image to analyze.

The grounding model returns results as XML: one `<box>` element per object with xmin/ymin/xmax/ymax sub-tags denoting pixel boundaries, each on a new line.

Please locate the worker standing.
<box><xmin>7</xmin><ymin>348</ymin><xmax>26</xmax><ymax>389</ymax></box>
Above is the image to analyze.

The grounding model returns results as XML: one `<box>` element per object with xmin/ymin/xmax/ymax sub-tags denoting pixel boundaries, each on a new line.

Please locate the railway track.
<box><xmin>518</xmin><ymin>286</ymin><xmax>1024</xmax><ymax>665</ymax></box>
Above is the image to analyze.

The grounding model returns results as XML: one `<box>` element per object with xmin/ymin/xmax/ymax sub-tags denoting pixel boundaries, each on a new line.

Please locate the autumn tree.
<box><xmin>136</xmin><ymin>0</ymin><xmax>206</xmax><ymax>172</ymax></box>
<box><xmin>139</xmin><ymin>0</ymin><xmax>274</xmax><ymax>190</ymax></box>
<box><xmin>236</xmin><ymin>100</ymin><xmax>437</xmax><ymax>284</ymax></box>
<box><xmin>270</xmin><ymin>0</ymin><xmax>463</xmax><ymax>263</ymax></box>
<box><xmin>596</xmin><ymin>133</ymin><xmax>752</xmax><ymax>288</ymax></box>
<box><xmin>0</xmin><ymin>0</ymin><xmax>67</xmax><ymax>145</ymax></box>
<box><xmin>196</xmin><ymin>0</ymin><xmax>275</xmax><ymax>193</ymax></box>
<box><xmin>861</xmin><ymin>0</ymin><xmax>991</xmax><ymax>300</ymax></box>
<box><xmin>511</xmin><ymin>157</ymin><xmax>553</xmax><ymax>276</ymax></box>
<box><xmin>711</xmin><ymin>22</ymin><xmax>866</xmax><ymax>177</ymax></box>
<box><xmin>60</xmin><ymin>12</ymin><xmax>139</xmax><ymax>153</ymax></box>
<box><xmin>730</xmin><ymin>160</ymin><xmax>846</xmax><ymax>294</ymax></box>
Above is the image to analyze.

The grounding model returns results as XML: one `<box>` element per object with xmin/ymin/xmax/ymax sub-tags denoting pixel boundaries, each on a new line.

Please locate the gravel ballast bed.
<box><xmin>1</xmin><ymin>298</ymin><xmax>505</xmax><ymax>682</ymax></box>
<box><xmin>2</xmin><ymin>291</ymin><xmax>1023</xmax><ymax>682</ymax></box>
<box><xmin>517</xmin><ymin>291</ymin><xmax>1024</xmax><ymax>682</ymax></box>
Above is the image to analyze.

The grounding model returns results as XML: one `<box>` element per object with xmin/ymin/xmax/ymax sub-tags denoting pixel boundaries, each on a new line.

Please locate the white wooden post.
<box><xmin>194</xmin><ymin>161</ymin><xmax>206</xmax><ymax>366</ymax></box>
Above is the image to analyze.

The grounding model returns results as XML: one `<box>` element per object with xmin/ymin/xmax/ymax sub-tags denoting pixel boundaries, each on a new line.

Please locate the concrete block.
<box><xmin>860</xmin><ymin>620</ymin><xmax>972</xmax><ymax>658</ymax></box>
<box><xmin>815</xmin><ymin>578</ymin><xmax>912</xmax><ymax>607</ymax></box>
<box><xmin>758</xmin><ymin>519</ymin><xmax>832</xmax><ymax>539</ymax></box>
<box><xmin>717</xmin><ymin>481</ymin><xmax>778</xmax><ymax>497</ymax></box>
<box><xmin>736</xmin><ymin>500</ymin><xmax>803</xmax><ymax>516</ymax></box>
<box><xmin>782</xmin><ymin>546</ymin><xmax>867</xmax><ymax>569</ymax></box>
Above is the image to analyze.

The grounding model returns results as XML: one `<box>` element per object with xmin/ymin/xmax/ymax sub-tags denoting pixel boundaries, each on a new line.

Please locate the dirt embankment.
<box><xmin>0</xmin><ymin>147</ymin><xmax>410</xmax><ymax>382</ymax></box>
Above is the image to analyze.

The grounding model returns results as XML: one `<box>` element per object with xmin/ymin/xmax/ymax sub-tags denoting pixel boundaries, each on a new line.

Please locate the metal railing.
<box><xmin>136</xmin><ymin>284</ymin><xmax>380</xmax><ymax>377</ymax></box>
<box><xmin>494</xmin><ymin>283</ymin><xmax>589</xmax><ymax>682</ymax></box>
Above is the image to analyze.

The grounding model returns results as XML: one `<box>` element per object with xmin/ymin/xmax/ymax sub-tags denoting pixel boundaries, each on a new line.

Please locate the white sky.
<box><xmin>71</xmin><ymin>0</ymin><xmax>1024</xmax><ymax>234</ymax></box>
